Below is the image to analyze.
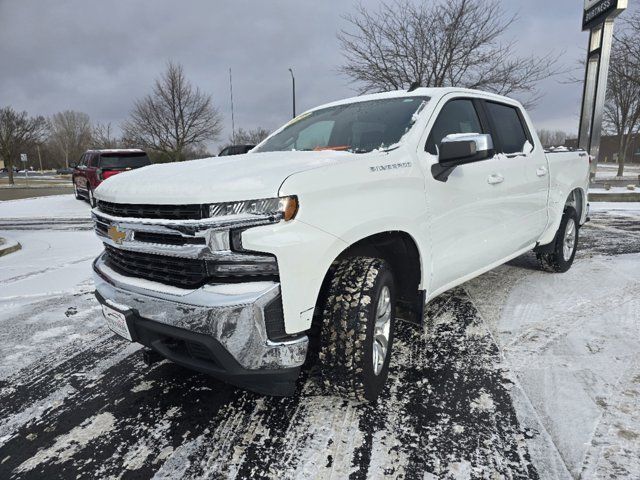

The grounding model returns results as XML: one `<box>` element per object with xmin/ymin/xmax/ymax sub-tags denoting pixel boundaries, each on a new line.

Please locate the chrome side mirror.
<box><xmin>432</xmin><ymin>133</ymin><xmax>495</xmax><ymax>182</ymax></box>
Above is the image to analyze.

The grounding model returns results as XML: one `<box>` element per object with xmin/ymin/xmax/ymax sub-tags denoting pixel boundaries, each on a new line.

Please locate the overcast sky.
<box><xmin>0</xmin><ymin>1</ymin><xmax>633</xmax><ymax>151</ymax></box>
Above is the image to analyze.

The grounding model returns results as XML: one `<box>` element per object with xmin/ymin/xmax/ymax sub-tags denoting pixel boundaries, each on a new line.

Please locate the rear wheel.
<box><xmin>537</xmin><ymin>206</ymin><xmax>579</xmax><ymax>273</ymax></box>
<box><xmin>319</xmin><ymin>256</ymin><xmax>395</xmax><ymax>402</ymax></box>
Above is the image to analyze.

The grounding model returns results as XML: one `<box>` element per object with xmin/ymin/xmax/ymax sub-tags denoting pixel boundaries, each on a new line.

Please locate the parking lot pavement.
<box><xmin>0</xmin><ymin>206</ymin><xmax>638</xmax><ymax>479</ymax></box>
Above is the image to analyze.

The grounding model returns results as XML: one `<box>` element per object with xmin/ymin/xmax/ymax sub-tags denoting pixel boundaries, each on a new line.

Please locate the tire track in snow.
<box><xmin>0</xmin><ymin>288</ymin><xmax>541</xmax><ymax>479</ymax></box>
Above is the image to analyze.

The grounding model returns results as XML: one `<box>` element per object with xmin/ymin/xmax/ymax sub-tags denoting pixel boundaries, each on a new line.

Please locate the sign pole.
<box><xmin>578</xmin><ymin>0</ymin><xmax>627</xmax><ymax>180</ymax></box>
<box><xmin>20</xmin><ymin>153</ymin><xmax>29</xmax><ymax>188</ymax></box>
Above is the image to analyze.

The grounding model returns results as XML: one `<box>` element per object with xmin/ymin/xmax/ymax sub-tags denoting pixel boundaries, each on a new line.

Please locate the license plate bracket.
<box><xmin>102</xmin><ymin>303</ymin><xmax>134</xmax><ymax>341</ymax></box>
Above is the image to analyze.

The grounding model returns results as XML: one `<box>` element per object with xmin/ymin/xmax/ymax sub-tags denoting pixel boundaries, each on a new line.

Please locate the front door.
<box><xmin>418</xmin><ymin>96</ymin><xmax>517</xmax><ymax>294</ymax></box>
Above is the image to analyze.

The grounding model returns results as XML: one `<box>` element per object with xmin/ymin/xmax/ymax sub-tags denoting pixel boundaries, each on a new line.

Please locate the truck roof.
<box><xmin>311</xmin><ymin>87</ymin><xmax>524</xmax><ymax>113</ymax></box>
<box><xmin>86</xmin><ymin>149</ymin><xmax>147</xmax><ymax>154</ymax></box>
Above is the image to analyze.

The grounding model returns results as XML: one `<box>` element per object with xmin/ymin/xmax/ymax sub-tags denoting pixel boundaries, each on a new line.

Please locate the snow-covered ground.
<box><xmin>595</xmin><ymin>163</ymin><xmax>640</xmax><ymax>180</ymax></box>
<box><xmin>0</xmin><ymin>194</ymin><xmax>92</xmax><ymax>229</ymax></box>
<box><xmin>0</xmin><ymin>196</ymin><xmax>638</xmax><ymax>479</ymax></box>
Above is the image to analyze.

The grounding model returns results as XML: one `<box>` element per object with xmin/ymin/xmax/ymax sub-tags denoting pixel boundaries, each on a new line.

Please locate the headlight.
<box><xmin>207</xmin><ymin>196</ymin><xmax>298</xmax><ymax>221</ymax></box>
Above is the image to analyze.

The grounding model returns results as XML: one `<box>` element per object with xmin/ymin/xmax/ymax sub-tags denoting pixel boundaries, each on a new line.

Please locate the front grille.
<box><xmin>104</xmin><ymin>245</ymin><xmax>208</xmax><ymax>288</ymax></box>
<box><xmin>98</xmin><ymin>201</ymin><xmax>205</xmax><ymax>220</ymax></box>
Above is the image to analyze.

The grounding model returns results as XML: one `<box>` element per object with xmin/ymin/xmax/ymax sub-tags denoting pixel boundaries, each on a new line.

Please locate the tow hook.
<box><xmin>142</xmin><ymin>348</ymin><xmax>162</xmax><ymax>366</ymax></box>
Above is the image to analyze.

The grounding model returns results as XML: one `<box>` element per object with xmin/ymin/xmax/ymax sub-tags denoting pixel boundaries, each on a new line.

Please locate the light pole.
<box><xmin>288</xmin><ymin>68</ymin><xmax>296</xmax><ymax>118</ymax></box>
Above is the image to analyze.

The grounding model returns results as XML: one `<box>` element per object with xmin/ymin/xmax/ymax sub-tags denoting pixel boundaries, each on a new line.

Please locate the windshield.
<box><xmin>255</xmin><ymin>96</ymin><xmax>429</xmax><ymax>154</ymax></box>
<box><xmin>99</xmin><ymin>153</ymin><xmax>151</xmax><ymax>169</ymax></box>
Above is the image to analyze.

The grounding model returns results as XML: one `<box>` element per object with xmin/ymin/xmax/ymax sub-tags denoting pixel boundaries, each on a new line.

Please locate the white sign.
<box><xmin>20</xmin><ymin>153</ymin><xmax>27</xmax><ymax>163</ymax></box>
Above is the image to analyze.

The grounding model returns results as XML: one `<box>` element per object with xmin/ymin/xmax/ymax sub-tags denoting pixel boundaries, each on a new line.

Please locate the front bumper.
<box><xmin>93</xmin><ymin>252</ymin><xmax>309</xmax><ymax>395</ymax></box>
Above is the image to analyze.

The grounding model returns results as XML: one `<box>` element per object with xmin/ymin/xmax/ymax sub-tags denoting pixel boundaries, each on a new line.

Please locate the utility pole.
<box><xmin>288</xmin><ymin>68</ymin><xmax>296</xmax><ymax>118</ymax></box>
<box><xmin>229</xmin><ymin>68</ymin><xmax>236</xmax><ymax>144</ymax></box>
<box><xmin>37</xmin><ymin>144</ymin><xmax>43</xmax><ymax>172</ymax></box>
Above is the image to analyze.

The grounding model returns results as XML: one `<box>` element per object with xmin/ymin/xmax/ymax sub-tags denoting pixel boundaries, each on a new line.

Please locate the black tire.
<box><xmin>319</xmin><ymin>256</ymin><xmax>395</xmax><ymax>402</ymax></box>
<box><xmin>88</xmin><ymin>187</ymin><xmax>96</xmax><ymax>208</ymax></box>
<box><xmin>73</xmin><ymin>182</ymin><xmax>83</xmax><ymax>200</ymax></box>
<box><xmin>537</xmin><ymin>206</ymin><xmax>579</xmax><ymax>273</ymax></box>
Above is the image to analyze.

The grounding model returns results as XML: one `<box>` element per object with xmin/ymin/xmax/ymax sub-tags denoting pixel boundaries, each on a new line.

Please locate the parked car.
<box><xmin>72</xmin><ymin>149</ymin><xmax>151</xmax><ymax>207</ymax></box>
<box><xmin>91</xmin><ymin>88</ymin><xmax>590</xmax><ymax>401</ymax></box>
<box><xmin>56</xmin><ymin>167</ymin><xmax>74</xmax><ymax>175</ymax></box>
<box><xmin>218</xmin><ymin>144</ymin><xmax>255</xmax><ymax>156</ymax></box>
<box><xmin>1</xmin><ymin>166</ymin><xmax>18</xmax><ymax>174</ymax></box>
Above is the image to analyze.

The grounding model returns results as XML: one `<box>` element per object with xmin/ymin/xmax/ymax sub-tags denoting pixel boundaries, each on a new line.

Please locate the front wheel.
<box><xmin>537</xmin><ymin>206</ymin><xmax>579</xmax><ymax>273</ymax></box>
<box><xmin>87</xmin><ymin>187</ymin><xmax>96</xmax><ymax>208</ymax></box>
<box><xmin>319</xmin><ymin>257</ymin><xmax>395</xmax><ymax>402</ymax></box>
<box><xmin>73</xmin><ymin>182</ymin><xmax>82</xmax><ymax>200</ymax></box>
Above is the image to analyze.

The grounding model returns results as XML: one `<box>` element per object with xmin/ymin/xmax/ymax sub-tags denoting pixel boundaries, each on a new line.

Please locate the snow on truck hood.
<box><xmin>94</xmin><ymin>150</ymin><xmax>350</xmax><ymax>205</ymax></box>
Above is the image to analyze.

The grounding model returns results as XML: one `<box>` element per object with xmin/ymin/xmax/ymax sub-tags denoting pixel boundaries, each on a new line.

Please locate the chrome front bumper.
<box><xmin>93</xmin><ymin>252</ymin><xmax>308</xmax><ymax>370</ymax></box>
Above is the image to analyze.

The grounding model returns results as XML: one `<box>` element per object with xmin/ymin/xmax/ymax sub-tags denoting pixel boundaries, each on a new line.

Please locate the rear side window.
<box><xmin>99</xmin><ymin>153</ymin><xmax>151</xmax><ymax>168</ymax></box>
<box><xmin>485</xmin><ymin>102</ymin><xmax>530</xmax><ymax>154</ymax></box>
<box><xmin>426</xmin><ymin>99</ymin><xmax>483</xmax><ymax>155</ymax></box>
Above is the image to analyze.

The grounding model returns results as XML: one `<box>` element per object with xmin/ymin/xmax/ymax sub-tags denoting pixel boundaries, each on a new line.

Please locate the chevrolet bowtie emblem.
<box><xmin>107</xmin><ymin>225</ymin><xmax>127</xmax><ymax>245</ymax></box>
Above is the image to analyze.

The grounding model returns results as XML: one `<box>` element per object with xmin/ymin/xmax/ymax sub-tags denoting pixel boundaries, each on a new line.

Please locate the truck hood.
<box><xmin>94</xmin><ymin>150</ymin><xmax>351</xmax><ymax>205</ymax></box>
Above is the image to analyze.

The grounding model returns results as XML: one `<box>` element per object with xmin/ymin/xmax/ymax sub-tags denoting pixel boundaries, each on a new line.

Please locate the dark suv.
<box><xmin>72</xmin><ymin>149</ymin><xmax>151</xmax><ymax>207</ymax></box>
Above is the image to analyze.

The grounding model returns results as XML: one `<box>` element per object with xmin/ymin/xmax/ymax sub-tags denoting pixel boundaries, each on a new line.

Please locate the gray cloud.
<box><xmin>0</xmin><ymin>0</ymin><xmax>627</xmax><ymax>149</ymax></box>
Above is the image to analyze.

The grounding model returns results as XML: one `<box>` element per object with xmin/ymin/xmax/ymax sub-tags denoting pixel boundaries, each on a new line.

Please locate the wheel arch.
<box><xmin>313</xmin><ymin>230</ymin><xmax>425</xmax><ymax>327</ymax></box>
<box><xmin>537</xmin><ymin>187</ymin><xmax>587</xmax><ymax>248</ymax></box>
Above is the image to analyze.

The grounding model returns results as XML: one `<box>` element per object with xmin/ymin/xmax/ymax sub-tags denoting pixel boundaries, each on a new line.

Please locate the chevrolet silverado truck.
<box><xmin>92</xmin><ymin>87</ymin><xmax>590</xmax><ymax>402</ymax></box>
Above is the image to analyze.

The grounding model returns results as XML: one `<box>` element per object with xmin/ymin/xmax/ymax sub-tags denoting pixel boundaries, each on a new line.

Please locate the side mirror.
<box><xmin>432</xmin><ymin>133</ymin><xmax>494</xmax><ymax>182</ymax></box>
<box><xmin>69</xmin><ymin>163</ymin><xmax>77</xmax><ymax>169</ymax></box>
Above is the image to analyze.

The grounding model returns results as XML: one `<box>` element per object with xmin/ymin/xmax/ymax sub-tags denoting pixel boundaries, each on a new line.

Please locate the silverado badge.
<box><xmin>107</xmin><ymin>225</ymin><xmax>127</xmax><ymax>245</ymax></box>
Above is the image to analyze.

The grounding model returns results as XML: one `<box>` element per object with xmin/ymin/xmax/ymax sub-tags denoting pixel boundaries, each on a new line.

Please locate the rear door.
<box><xmin>482</xmin><ymin>101</ymin><xmax>549</xmax><ymax>249</ymax></box>
<box><xmin>419</xmin><ymin>96</ymin><xmax>516</xmax><ymax>293</ymax></box>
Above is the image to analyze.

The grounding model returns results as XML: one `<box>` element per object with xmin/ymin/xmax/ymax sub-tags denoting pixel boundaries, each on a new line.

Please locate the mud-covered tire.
<box><xmin>319</xmin><ymin>256</ymin><xmax>395</xmax><ymax>402</ymax></box>
<box><xmin>537</xmin><ymin>206</ymin><xmax>579</xmax><ymax>273</ymax></box>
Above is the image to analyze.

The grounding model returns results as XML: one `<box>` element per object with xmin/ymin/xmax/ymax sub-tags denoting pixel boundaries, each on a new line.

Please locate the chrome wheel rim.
<box><xmin>563</xmin><ymin>218</ymin><xmax>576</xmax><ymax>261</ymax></box>
<box><xmin>372</xmin><ymin>285</ymin><xmax>392</xmax><ymax>376</ymax></box>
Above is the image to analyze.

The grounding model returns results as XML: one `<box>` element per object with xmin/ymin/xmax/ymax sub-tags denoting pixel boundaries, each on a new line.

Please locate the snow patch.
<box><xmin>15</xmin><ymin>412</ymin><xmax>115</xmax><ymax>472</ymax></box>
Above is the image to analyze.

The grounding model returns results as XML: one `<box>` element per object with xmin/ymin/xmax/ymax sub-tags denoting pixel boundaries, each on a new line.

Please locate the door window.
<box><xmin>484</xmin><ymin>102</ymin><xmax>530</xmax><ymax>154</ymax></box>
<box><xmin>426</xmin><ymin>99</ymin><xmax>483</xmax><ymax>155</ymax></box>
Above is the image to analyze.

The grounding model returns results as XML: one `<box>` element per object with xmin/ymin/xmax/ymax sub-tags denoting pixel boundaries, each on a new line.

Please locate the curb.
<box><xmin>589</xmin><ymin>193</ymin><xmax>640</xmax><ymax>202</ymax></box>
<box><xmin>0</xmin><ymin>237</ymin><xmax>21</xmax><ymax>257</ymax></box>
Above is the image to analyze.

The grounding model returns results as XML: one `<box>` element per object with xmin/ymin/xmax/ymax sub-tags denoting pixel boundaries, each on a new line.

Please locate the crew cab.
<box><xmin>72</xmin><ymin>149</ymin><xmax>151</xmax><ymax>207</ymax></box>
<box><xmin>91</xmin><ymin>88</ymin><xmax>590</xmax><ymax>401</ymax></box>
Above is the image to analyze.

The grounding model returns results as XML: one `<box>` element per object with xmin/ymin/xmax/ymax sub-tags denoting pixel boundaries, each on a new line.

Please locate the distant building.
<box><xmin>565</xmin><ymin>134</ymin><xmax>640</xmax><ymax>164</ymax></box>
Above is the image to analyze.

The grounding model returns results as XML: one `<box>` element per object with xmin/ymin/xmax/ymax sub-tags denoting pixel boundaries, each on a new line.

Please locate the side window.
<box><xmin>78</xmin><ymin>154</ymin><xmax>86</xmax><ymax>166</ymax></box>
<box><xmin>485</xmin><ymin>102</ymin><xmax>530</xmax><ymax>154</ymax></box>
<box><xmin>87</xmin><ymin>154</ymin><xmax>96</xmax><ymax>167</ymax></box>
<box><xmin>426</xmin><ymin>99</ymin><xmax>483</xmax><ymax>155</ymax></box>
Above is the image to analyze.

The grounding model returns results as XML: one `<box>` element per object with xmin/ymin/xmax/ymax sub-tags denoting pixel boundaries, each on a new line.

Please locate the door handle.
<box><xmin>487</xmin><ymin>173</ymin><xmax>504</xmax><ymax>185</ymax></box>
<box><xmin>536</xmin><ymin>166</ymin><xmax>548</xmax><ymax>177</ymax></box>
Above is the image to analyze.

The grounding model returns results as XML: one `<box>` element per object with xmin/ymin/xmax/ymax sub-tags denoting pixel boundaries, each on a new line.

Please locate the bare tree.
<box><xmin>92</xmin><ymin>122</ymin><xmax>120</xmax><ymax>149</ymax></box>
<box><xmin>123</xmin><ymin>61</ymin><xmax>223</xmax><ymax>162</ymax></box>
<box><xmin>604</xmin><ymin>25</ymin><xmax>640</xmax><ymax>177</ymax></box>
<box><xmin>0</xmin><ymin>107</ymin><xmax>47</xmax><ymax>184</ymax></box>
<box><xmin>536</xmin><ymin>129</ymin><xmax>571</xmax><ymax>148</ymax></box>
<box><xmin>338</xmin><ymin>0</ymin><xmax>560</xmax><ymax>107</ymax></box>
<box><xmin>227</xmin><ymin>127</ymin><xmax>270</xmax><ymax>146</ymax></box>
<box><xmin>48</xmin><ymin>110</ymin><xmax>92</xmax><ymax>168</ymax></box>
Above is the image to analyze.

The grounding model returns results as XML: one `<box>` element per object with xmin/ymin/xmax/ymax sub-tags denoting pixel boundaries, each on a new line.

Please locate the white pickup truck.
<box><xmin>92</xmin><ymin>87</ymin><xmax>590</xmax><ymax>401</ymax></box>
